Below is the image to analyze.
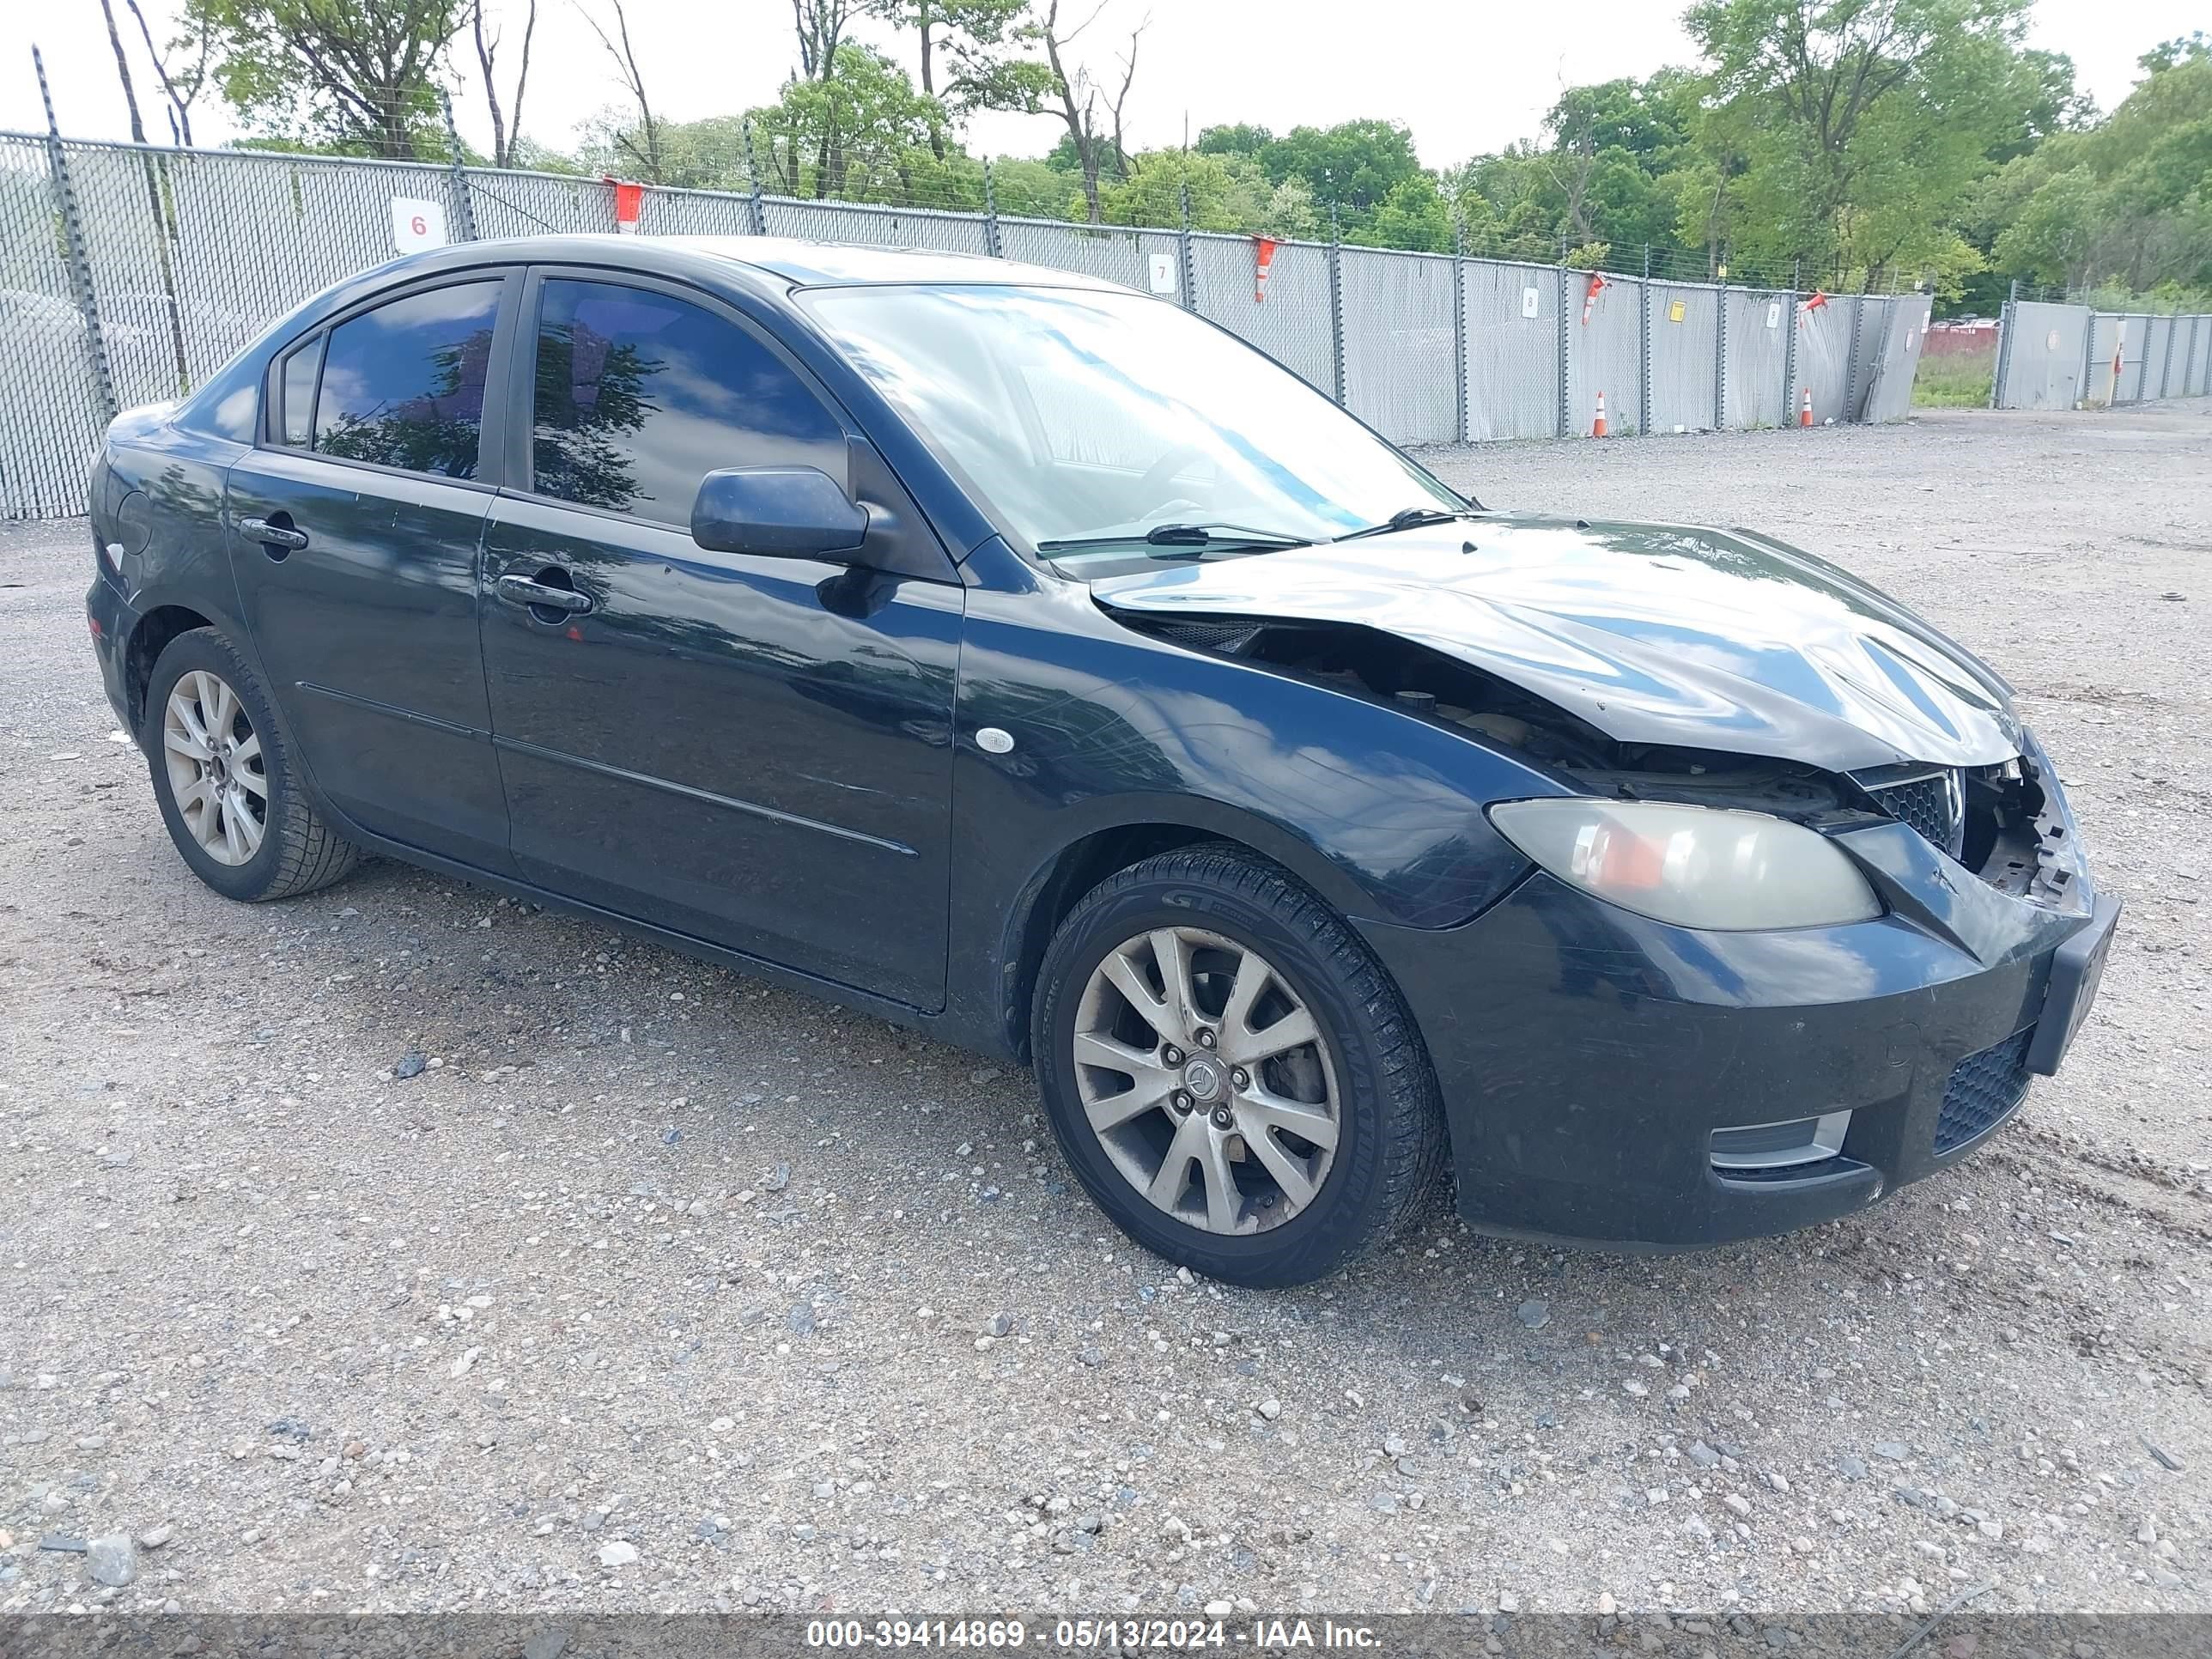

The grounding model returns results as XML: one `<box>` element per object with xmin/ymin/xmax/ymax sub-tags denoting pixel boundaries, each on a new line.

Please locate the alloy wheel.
<box><xmin>1071</xmin><ymin>927</ymin><xmax>1340</xmax><ymax>1236</ymax></box>
<box><xmin>162</xmin><ymin>669</ymin><xmax>267</xmax><ymax>866</ymax></box>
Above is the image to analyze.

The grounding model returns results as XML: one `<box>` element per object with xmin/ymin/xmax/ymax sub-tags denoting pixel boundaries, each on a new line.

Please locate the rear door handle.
<box><xmin>495</xmin><ymin>574</ymin><xmax>594</xmax><ymax>616</ymax></box>
<box><xmin>235</xmin><ymin>516</ymin><xmax>309</xmax><ymax>550</ymax></box>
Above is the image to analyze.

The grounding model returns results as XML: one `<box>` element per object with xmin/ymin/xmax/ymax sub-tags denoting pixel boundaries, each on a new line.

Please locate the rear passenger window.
<box><xmin>530</xmin><ymin>279</ymin><xmax>844</xmax><ymax>526</ymax></box>
<box><xmin>313</xmin><ymin>282</ymin><xmax>501</xmax><ymax>477</ymax></box>
<box><xmin>278</xmin><ymin>338</ymin><xmax>320</xmax><ymax>447</ymax></box>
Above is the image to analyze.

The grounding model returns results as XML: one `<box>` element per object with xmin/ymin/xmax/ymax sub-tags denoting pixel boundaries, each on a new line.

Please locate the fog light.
<box><xmin>1710</xmin><ymin>1110</ymin><xmax>1851</xmax><ymax>1172</ymax></box>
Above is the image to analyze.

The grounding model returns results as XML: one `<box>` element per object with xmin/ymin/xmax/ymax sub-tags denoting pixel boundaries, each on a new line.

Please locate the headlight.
<box><xmin>1488</xmin><ymin>799</ymin><xmax>1882</xmax><ymax>930</ymax></box>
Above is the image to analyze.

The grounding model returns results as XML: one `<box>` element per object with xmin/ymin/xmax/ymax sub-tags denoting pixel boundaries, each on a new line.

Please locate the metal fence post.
<box><xmin>1554</xmin><ymin>260</ymin><xmax>1570</xmax><ymax>439</ymax></box>
<box><xmin>2077</xmin><ymin>309</ymin><xmax>2097</xmax><ymax>409</ymax></box>
<box><xmin>981</xmin><ymin>157</ymin><xmax>1003</xmax><ymax>259</ymax></box>
<box><xmin>1640</xmin><ymin>246</ymin><xmax>1653</xmax><ymax>436</ymax></box>
<box><xmin>1783</xmin><ymin>258</ymin><xmax>1800</xmax><ymax>425</ymax></box>
<box><xmin>1451</xmin><ymin>218</ymin><xmax>1468</xmax><ymax>446</ymax></box>
<box><xmin>1713</xmin><ymin>268</ymin><xmax>1729</xmax><ymax>430</ymax></box>
<box><xmin>1177</xmin><ymin>182</ymin><xmax>1195</xmax><ymax>311</ymax></box>
<box><xmin>2157</xmin><ymin>310</ymin><xmax>2177</xmax><ymax>400</ymax></box>
<box><xmin>441</xmin><ymin>94</ymin><xmax>478</xmax><ymax>241</ymax></box>
<box><xmin>1990</xmin><ymin>278</ymin><xmax>2018</xmax><ymax>409</ymax></box>
<box><xmin>1844</xmin><ymin>294</ymin><xmax>1865</xmax><ymax>421</ymax></box>
<box><xmin>33</xmin><ymin>47</ymin><xmax>115</xmax><ymax>423</ymax></box>
<box><xmin>2189</xmin><ymin>313</ymin><xmax>2203</xmax><ymax>397</ymax></box>
<box><xmin>743</xmin><ymin>118</ymin><xmax>769</xmax><ymax>236</ymax></box>
<box><xmin>1327</xmin><ymin>204</ymin><xmax>1346</xmax><ymax>407</ymax></box>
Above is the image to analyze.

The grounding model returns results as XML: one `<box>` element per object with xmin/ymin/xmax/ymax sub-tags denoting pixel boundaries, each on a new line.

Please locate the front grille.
<box><xmin>1934</xmin><ymin>1027</ymin><xmax>2034</xmax><ymax>1154</ymax></box>
<box><xmin>1869</xmin><ymin>770</ymin><xmax>1966</xmax><ymax>860</ymax></box>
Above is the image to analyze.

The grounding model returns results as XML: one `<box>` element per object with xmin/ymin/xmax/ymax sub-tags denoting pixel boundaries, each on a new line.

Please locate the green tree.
<box><xmin>1683</xmin><ymin>0</ymin><xmax>2048</xmax><ymax>283</ymax></box>
<box><xmin>871</xmin><ymin>1</ymin><xmax>1055</xmax><ymax>157</ymax></box>
<box><xmin>1987</xmin><ymin>37</ymin><xmax>2212</xmax><ymax>295</ymax></box>
<box><xmin>1261</xmin><ymin>118</ymin><xmax>1423</xmax><ymax>237</ymax></box>
<box><xmin>186</xmin><ymin>0</ymin><xmax>461</xmax><ymax>158</ymax></box>
<box><xmin>750</xmin><ymin>44</ymin><xmax>948</xmax><ymax>201</ymax></box>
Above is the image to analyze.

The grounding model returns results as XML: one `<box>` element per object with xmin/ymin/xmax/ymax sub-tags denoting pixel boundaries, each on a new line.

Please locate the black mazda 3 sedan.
<box><xmin>84</xmin><ymin>236</ymin><xmax>2118</xmax><ymax>1285</ymax></box>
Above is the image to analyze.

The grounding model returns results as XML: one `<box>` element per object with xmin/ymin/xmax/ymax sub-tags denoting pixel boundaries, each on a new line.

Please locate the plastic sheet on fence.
<box><xmin>769</xmin><ymin>198</ymin><xmax>994</xmax><ymax>258</ymax></box>
<box><xmin>1460</xmin><ymin>260</ymin><xmax>1559</xmax><ymax>441</ymax></box>
<box><xmin>2190</xmin><ymin>316</ymin><xmax>2212</xmax><ymax>398</ymax></box>
<box><xmin>1340</xmin><ymin>247</ymin><xmax>1456</xmax><ymax>445</ymax></box>
<box><xmin>997</xmin><ymin>216</ymin><xmax>1146</xmax><ymax>291</ymax></box>
<box><xmin>1190</xmin><ymin>234</ymin><xmax>1334</xmax><ymax>395</ymax></box>
<box><xmin>467</xmin><ymin>168</ymin><xmax>619</xmax><ymax>238</ymax></box>
<box><xmin>1861</xmin><ymin>295</ymin><xmax>1931</xmax><ymax>424</ymax></box>
<box><xmin>1796</xmin><ymin>301</ymin><xmax>1855</xmax><ymax>424</ymax></box>
<box><xmin>1564</xmin><ymin>272</ymin><xmax>1643</xmax><ymax>438</ymax></box>
<box><xmin>636</xmin><ymin>185</ymin><xmax>756</xmax><ymax>238</ymax></box>
<box><xmin>1646</xmin><ymin>283</ymin><xmax>1719</xmax><ymax>432</ymax></box>
<box><xmin>1999</xmin><ymin>301</ymin><xmax>2089</xmax><ymax>410</ymax></box>
<box><xmin>1722</xmin><ymin>289</ymin><xmax>1791</xmax><ymax>430</ymax></box>
<box><xmin>0</xmin><ymin>137</ymin><xmax>112</xmax><ymax>518</ymax></box>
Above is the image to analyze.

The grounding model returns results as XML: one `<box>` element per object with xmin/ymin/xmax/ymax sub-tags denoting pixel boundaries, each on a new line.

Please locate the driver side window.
<box><xmin>529</xmin><ymin>279</ymin><xmax>846</xmax><ymax>529</ymax></box>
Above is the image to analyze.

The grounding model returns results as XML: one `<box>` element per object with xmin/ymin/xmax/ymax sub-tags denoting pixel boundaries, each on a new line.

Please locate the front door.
<box><xmin>224</xmin><ymin>272</ymin><xmax>518</xmax><ymax>872</ymax></box>
<box><xmin>479</xmin><ymin>272</ymin><xmax>960</xmax><ymax>1009</ymax></box>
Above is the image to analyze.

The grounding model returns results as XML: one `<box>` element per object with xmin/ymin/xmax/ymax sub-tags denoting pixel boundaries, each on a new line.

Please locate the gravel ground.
<box><xmin>1</xmin><ymin>404</ymin><xmax>2208</xmax><ymax>1621</ymax></box>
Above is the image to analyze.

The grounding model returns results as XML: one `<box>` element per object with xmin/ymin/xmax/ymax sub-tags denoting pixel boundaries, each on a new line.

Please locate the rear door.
<box><xmin>479</xmin><ymin>270</ymin><xmax>961</xmax><ymax>1009</ymax></box>
<box><xmin>223</xmin><ymin>270</ymin><xmax>520</xmax><ymax>872</ymax></box>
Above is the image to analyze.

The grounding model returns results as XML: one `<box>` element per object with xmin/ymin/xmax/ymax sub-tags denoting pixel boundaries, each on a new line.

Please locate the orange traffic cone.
<box><xmin>1591</xmin><ymin>390</ymin><xmax>1608</xmax><ymax>438</ymax></box>
<box><xmin>1798</xmin><ymin>386</ymin><xmax>1814</xmax><ymax>427</ymax></box>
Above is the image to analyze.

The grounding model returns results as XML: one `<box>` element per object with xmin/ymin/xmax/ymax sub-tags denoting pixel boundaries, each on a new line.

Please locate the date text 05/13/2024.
<box><xmin>804</xmin><ymin>1620</ymin><xmax>1383</xmax><ymax>1650</ymax></box>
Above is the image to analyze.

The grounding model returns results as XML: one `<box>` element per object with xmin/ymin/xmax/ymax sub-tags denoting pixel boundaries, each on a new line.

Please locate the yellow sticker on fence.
<box><xmin>1668</xmin><ymin>299</ymin><xmax>1686</xmax><ymax>323</ymax></box>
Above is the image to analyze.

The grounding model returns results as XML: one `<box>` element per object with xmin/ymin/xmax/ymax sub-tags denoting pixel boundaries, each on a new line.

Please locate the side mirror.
<box><xmin>691</xmin><ymin>465</ymin><xmax>868</xmax><ymax>559</ymax></box>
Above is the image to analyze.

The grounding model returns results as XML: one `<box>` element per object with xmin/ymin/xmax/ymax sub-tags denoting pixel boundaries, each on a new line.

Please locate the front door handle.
<box><xmin>235</xmin><ymin>516</ymin><xmax>309</xmax><ymax>551</ymax></box>
<box><xmin>495</xmin><ymin>573</ymin><xmax>594</xmax><ymax>617</ymax></box>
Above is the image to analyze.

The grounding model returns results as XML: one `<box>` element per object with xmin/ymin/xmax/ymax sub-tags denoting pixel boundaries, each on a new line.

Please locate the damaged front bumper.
<box><xmin>1356</xmin><ymin>782</ymin><xmax>2117</xmax><ymax>1251</ymax></box>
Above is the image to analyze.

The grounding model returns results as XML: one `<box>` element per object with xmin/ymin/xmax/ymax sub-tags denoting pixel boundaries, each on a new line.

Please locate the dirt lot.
<box><xmin>2</xmin><ymin>404</ymin><xmax>2208</xmax><ymax>1622</ymax></box>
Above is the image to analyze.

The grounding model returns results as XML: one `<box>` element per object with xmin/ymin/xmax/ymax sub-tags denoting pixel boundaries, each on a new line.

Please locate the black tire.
<box><xmin>143</xmin><ymin>627</ymin><xmax>361</xmax><ymax>902</ymax></box>
<box><xmin>1031</xmin><ymin>842</ymin><xmax>1446</xmax><ymax>1287</ymax></box>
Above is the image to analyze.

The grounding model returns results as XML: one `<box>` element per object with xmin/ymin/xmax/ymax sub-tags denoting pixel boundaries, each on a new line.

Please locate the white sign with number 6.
<box><xmin>392</xmin><ymin>198</ymin><xmax>448</xmax><ymax>254</ymax></box>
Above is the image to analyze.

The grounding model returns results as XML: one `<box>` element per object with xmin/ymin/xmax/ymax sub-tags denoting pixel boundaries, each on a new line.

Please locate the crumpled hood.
<box><xmin>1091</xmin><ymin>514</ymin><xmax>2026</xmax><ymax>773</ymax></box>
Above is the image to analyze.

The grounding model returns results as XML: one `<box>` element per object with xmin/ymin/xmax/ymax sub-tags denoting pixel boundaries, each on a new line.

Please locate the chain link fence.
<box><xmin>1991</xmin><ymin>297</ymin><xmax>2212</xmax><ymax>411</ymax></box>
<box><xmin>7</xmin><ymin>131</ymin><xmax>1938</xmax><ymax>520</ymax></box>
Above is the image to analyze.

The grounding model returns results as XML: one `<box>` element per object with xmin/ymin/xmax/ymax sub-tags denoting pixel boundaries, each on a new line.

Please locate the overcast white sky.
<box><xmin>3</xmin><ymin>1</ymin><xmax>2202</xmax><ymax>168</ymax></box>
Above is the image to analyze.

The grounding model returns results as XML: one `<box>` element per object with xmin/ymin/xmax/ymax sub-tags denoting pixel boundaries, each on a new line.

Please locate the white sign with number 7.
<box><xmin>392</xmin><ymin>198</ymin><xmax>448</xmax><ymax>254</ymax></box>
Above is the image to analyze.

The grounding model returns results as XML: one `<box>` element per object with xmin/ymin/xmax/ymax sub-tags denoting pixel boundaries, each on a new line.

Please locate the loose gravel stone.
<box><xmin>86</xmin><ymin>1534</ymin><xmax>137</xmax><ymax>1587</ymax></box>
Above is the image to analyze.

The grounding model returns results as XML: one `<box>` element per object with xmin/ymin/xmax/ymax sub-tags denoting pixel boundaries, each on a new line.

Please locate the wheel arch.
<box><xmin>125</xmin><ymin>603</ymin><xmax>218</xmax><ymax>736</ymax></box>
<box><xmin>987</xmin><ymin>799</ymin><xmax>1397</xmax><ymax>1065</ymax></box>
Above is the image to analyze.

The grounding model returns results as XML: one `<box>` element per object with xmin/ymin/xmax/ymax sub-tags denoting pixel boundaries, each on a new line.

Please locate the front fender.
<box><xmin>941</xmin><ymin>578</ymin><xmax>1548</xmax><ymax>1054</ymax></box>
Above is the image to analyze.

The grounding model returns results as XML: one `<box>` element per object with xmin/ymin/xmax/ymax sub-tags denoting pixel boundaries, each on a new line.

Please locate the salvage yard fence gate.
<box><xmin>1990</xmin><ymin>295</ymin><xmax>2212</xmax><ymax>412</ymax></box>
<box><xmin>4</xmin><ymin>131</ymin><xmax>1936</xmax><ymax>520</ymax></box>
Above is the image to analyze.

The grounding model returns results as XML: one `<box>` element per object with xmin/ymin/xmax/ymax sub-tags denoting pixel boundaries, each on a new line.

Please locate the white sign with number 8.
<box><xmin>392</xmin><ymin>198</ymin><xmax>448</xmax><ymax>254</ymax></box>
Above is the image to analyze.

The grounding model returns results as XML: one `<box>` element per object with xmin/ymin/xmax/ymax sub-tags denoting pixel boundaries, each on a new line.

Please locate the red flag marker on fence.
<box><xmin>1253</xmin><ymin>236</ymin><xmax>1278</xmax><ymax>302</ymax></box>
<box><xmin>1800</xmin><ymin>290</ymin><xmax>1829</xmax><ymax>325</ymax></box>
<box><xmin>604</xmin><ymin>177</ymin><xmax>645</xmax><ymax>234</ymax></box>
<box><xmin>1591</xmin><ymin>390</ymin><xmax>1608</xmax><ymax>437</ymax></box>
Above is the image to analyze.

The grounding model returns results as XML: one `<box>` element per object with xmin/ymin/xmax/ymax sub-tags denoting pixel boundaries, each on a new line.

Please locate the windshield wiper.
<box><xmin>1036</xmin><ymin>522</ymin><xmax>1312</xmax><ymax>552</ymax></box>
<box><xmin>1334</xmin><ymin>506</ymin><xmax>1473</xmax><ymax>542</ymax></box>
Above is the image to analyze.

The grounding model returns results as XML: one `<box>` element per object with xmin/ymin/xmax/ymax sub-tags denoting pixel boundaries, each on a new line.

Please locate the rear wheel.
<box><xmin>1032</xmin><ymin>844</ymin><xmax>1445</xmax><ymax>1286</ymax></box>
<box><xmin>145</xmin><ymin>628</ymin><xmax>360</xmax><ymax>902</ymax></box>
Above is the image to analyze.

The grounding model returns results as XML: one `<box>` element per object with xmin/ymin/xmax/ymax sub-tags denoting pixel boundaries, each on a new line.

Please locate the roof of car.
<box><xmin>565</xmin><ymin>234</ymin><xmax>1129</xmax><ymax>291</ymax></box>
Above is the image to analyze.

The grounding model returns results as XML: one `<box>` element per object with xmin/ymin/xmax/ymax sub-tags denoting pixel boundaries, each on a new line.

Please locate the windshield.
<box><xmin>799</xmin><ymin>283</ymin><xmax>1463</xmax><ymax>568</ymax></box>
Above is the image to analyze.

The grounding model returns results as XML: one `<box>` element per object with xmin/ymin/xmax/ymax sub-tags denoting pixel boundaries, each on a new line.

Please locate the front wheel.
<box><xmin>1031</xmin><ymin>844</ymin><xmax>1446</xmax><ymax>1287</ymax></box>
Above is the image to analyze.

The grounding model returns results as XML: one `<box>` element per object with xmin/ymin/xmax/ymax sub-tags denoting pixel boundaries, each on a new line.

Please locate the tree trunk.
<box><xmin>98</xmin><ymin>0</ymin><xmax>149</xmax><ymax>145</ymax></box>
<box><xmin>920</xmin><ymin>16</ymin><xmax>945</xmax><ymax>161</ymax></box>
